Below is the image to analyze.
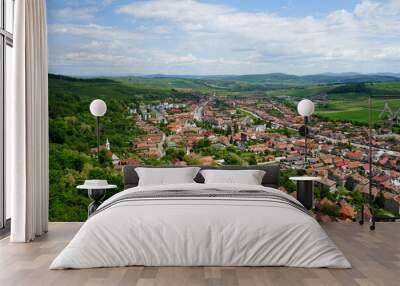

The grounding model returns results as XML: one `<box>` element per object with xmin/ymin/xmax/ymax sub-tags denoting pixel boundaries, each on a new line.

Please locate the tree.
<box><xmin>49</xmin><ymin>120</ymin><xmax>67</xmax><ymax>144</ymax></box>
<box><xmin>247</xmin><ymin>154</ymin><xmax>257</xmax><ymax>165</ymax></box>
<box><xmin>224</xmin><ymin>152</ymin><xmax>242</xmax><ymax>165</ymax></box>
<box><xmin>226</xmin><ymin>125</ymin><xmax>232</xmax><ymax>136</ymax></box>
<box><xmin>165</xmin><ymin>148</ymin><xmax>185</xmax><ymax>161</ymax></box>
<box><xmin>283</xmin><ymin>127</ymin><xmax>290</xmax><ymax>137</ymax></box>
<box><xmin>348</xmin><ymin>190</ymin><xmax>365</xmax><ymax>210</ymax></box>
<box><xmin>345</xmin><ymin>176</ymin><xmax>356</xmax><ymax>192</ymax></box>
<box><xmin>193</xmin><ymin>138</ymin><xmax>211</xmax><ymax>152</ymax></box>
<box><xmin>98</xmin><ymin>150</ymin><xmax>113</xmax><ymax>167</ymax></box>
<box><xmin>233</xmin><ymin>123</ymin><xmax>239</xmax><ymax>133</ymax></box>
<box><xmin>279</xmin><ymin>169</ymin><xmax>298</xmax><ymax>194</ymax></box>
<box><xmin>374</xmin><ymin>192</ymin><xmax>385</xmax><ymax>209</ymax></box>
<box><xmin>183</xmin><ymin>155</ymin><xmax>200</xmax><ymax>165</ymax></box>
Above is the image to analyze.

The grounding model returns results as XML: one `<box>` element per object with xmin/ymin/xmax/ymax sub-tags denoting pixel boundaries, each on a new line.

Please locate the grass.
<box><xmin>265</xmin><ymin>85</ymin><xmax>335</xmax><ymax>98</ymax></box>
<box><xmin>375</xmin><ymin>208</ymin><xmax>399</xmax><ymax>219</ymax></box>
<box><xmin>317</xmin><ymin>98</ymin><xmax>400</xmax><ymax>123</ymax></box>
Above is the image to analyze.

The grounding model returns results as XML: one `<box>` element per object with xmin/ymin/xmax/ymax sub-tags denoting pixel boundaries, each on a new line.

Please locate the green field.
<box><xmin>112</xmin><ymin>76</ymin><xmax>400</xmax><ymax>125</ymax></box>
<box><xmin>265</xmin><ymin>85</ymin><xmax>335</xmax><ymax>98</ymax></box>
<box><xmin>294</xmin><ymin>82</ymin><xmax>400</xmax><ymax>123</ymax></box>
<box><xmin>114</xmin><ymin>76</ymin><xmax>281</xmax><ymax>95</ymax></box>
<box><xmin>317</xmin><ymin>98</ymin><xmax>400</xmax><ymax>123</ymax></box>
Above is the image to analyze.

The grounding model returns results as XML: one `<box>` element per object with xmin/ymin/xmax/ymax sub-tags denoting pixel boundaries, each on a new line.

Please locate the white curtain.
<box><xmin>7</xmin><ymin>0</ymin><xmax>49</xmax><ymax>242</ymax></box>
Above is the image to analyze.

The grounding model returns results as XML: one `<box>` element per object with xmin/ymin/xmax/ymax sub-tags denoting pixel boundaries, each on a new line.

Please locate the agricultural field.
<box><xmin>302</xmin><ymin>82</ymin><xmax>400</xmax><ymax>123</ymax></box>
<box><xmin>317</xmin><ymin>98</ymin><xmax>400</xmax><ymax>123</ymax></box>
<box><xmin>265</xmin><ymin>85</ymin><xmax>336</xmax><ymax>98</ymax></box>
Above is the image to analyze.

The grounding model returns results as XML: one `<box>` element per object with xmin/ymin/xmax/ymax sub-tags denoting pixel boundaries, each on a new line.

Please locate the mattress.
<box><xmin>50</xmin><ymin>183</ymin><xmax>351</xmax><ymax>269</ymax></box>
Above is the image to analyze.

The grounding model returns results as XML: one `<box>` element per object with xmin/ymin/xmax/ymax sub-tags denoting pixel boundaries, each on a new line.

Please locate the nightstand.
<box><xmin>77</xmin><ymin>180</ymin><xmax>117</xmax><ymax>217</ymax></box>
<box><xmin>289</xmin><ymin>176</ymin><xmax>321</xmax><ymax>210</ymax></box>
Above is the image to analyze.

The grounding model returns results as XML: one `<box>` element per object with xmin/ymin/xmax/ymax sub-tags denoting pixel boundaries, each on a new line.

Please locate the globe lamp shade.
<box><xmin>297</xmin><ymin>99</ymin><xmax>315</xmax><ymax>117</ymax></box>
<box><xmin>90</xmin><ymin>99</ymin><xmax>107</xmax><ymax>117</ymax></box>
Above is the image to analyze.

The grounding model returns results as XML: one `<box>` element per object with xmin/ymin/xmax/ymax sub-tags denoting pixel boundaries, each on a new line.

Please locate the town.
<box><xmin>96</xmin><ymin>94</ymin><xmax>400</xmax><ymax>218</ymax></box>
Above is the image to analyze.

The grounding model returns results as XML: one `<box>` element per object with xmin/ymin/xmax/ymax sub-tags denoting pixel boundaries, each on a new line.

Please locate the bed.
<box><xmin>50</xmin><ymin>165</ymin><xmax>351</xmax><ymax>269</ymax></box>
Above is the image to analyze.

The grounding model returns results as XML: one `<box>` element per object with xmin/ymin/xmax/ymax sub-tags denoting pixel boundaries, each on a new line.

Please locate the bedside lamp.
<box><xmin>297</xmin><ymin>99</ymin><xmax>315</xmax><ymax>168</ymax></box>
<box><xmin>90</xmin><ymin>99</ymin><xmax>107</xmax><ymax>161</ymax></box>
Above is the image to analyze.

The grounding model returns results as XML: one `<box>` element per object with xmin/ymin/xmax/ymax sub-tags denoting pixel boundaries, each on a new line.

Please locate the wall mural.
<box><xmin>47</xmin><ymin>0</ymin><xmax>400</xmax><ymax>222</ymax></box>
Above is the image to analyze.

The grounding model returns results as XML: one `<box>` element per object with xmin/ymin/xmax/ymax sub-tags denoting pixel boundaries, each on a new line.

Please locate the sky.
<box><xmin>47</xmin><ymin>0</ymin><xmax>400</xmax><ymax>76</ymax></box>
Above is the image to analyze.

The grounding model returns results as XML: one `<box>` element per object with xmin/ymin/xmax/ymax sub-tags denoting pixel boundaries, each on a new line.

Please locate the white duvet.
<box><xmin>50</xmin><ymin>183</ymin><xmax>351</xmax><ymax>269</ymax></box>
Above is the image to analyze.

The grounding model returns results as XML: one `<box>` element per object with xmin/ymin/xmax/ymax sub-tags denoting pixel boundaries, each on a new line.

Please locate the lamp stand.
<box><xmin>359</xmin><ymin>96</ymin><xmax>375</xmax><ymax>230</ymax></box>
<box><xmin>304</xmin><ymin>116</ymin><xmax>309</xmax><ymax>169</ymax></box>
<box><xmin>96</xmin><ymin>116</ymin><xmax>100</xmax><ymax>161</ymax></box>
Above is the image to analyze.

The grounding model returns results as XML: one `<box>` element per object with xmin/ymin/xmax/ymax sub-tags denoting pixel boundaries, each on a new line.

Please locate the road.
<box><xmin>237</xmin><ymin>108</ymin><xmax>262</xmax><ymax>120</ymax></box>
<box><xmin>239</xmin><ymin>106</ymin><xmax>399</xmax><ymax>156</ymax></box>
<box><xmin>193</xmin><ymin>101</ymin><xmax>208</xmax><ymax>121</ymax></box>
<box><xmin>238</xmin><ymin>107</ymin><xmax>297</xmax><ymax>131</ymax></box>
<box><xmin>158</xmin><ymin>132</ymin><xmax>166</xmax><ymax>157</ymax></box>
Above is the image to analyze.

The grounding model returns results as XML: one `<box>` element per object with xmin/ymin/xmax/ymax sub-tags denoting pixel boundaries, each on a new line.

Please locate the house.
<box><xmin>249</xmin><ymin>143</ymin><xmax>271</xmax><ymax>153</ymax></box>
<box><xmin>330</xmin><ymin>169</ymin><xmax>347</xmax><ymax>186</ymax></box>
<box><xmin>90</xmin><ymin>143</ymin><xmax>108</xmax><ymax>155</ymax></box>
<box><xmin>254</xmin><ymin>124</ymin><xmax>266</xmax><ymax>132</ymax></box>
<box><xmin>199</xmin><ymin>156</ymin><xmax>214</xmax><ymax>166</ymax></box>
<box><xmin>346</xmin><ymin>150</ymin><xmax>364</xmax><ymax>161</ymax></box>
<box><xmin>110</xmin><ymin>153</ymin><xmax>120</xmax><ymax>166</ymax></box>
<box><xmin>348</xmin><ymin>161</ymin><xmax>362</xmax><ymax>170</ymax></box>
<box><xmin>320</xmin><ymin>154</ymin><xmax>334</xmax><ymax>165</ymax></box>
<box><xmin>336</xmin><ymin>159</ymin><xmax>350</xmax><ymax>169</ymax></box>
<box><xmin>358</xmin><ymin>185</ymin><xmax>380</xmax><ymax>198</ymax></box>
<box><xmin>167</xmin><ymin>124</ymin><xmax>183</xmax><ymax>133</ymax></box>
<box><xmin>378</xmin><ymin>156</ymin><xmax>390</xmax><ymax>167</ymax></box>
<box><xmin>125</xmin><ymin>159</ymin><xmax>142</xmax><ymax>166</ymax></box>
<box><xmin>372</xmin><ymin>174</ymin><xmax>390</xmax><ymax>185</ymax></box>
<box><xmin>317</xmin><ymin>178</ymin><xmax>337</xmax><ymax>192</ymax></box>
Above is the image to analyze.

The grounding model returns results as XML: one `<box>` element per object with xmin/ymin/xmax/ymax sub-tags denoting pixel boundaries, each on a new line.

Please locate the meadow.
<box><xmin>316</xmin><ymin>81</ymin><xmax>400</xmax><ymax>124</ymax></box>
<box><xmin>317</xmin><ymin>98</ymin><xmax>400</xmax><ymax>123</ymax></box>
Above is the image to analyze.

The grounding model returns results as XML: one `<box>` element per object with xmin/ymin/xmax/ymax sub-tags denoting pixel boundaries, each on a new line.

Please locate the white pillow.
<box><xmin>136</xmin><ymin>167</ymin><xmax>200</xmax><ymax>186</ymax></box>
<box><xmin>200</xmin><ymin>169</ymin><xmax>266</xmax><ymax>185</ymax></box>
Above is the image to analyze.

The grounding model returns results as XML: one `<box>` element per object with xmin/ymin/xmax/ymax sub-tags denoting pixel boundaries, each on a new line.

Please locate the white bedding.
<box><xmin>50</xmin><ymin>183</ymin><xmax>351</xmax><ymax>269</ymax></box>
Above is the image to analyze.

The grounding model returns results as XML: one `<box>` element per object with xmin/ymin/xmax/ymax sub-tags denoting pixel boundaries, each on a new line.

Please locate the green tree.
<box><xmin>183</xmin><ymin>155</ymin><xmax>201</xmax><ymax>165</ymax></box>
<box><xmin>279</xmin><ymin>169</ymin><xmax>298</xmax><ymax>193</ymax></box>
<box><xmin>345</xmin><ymin>176</ymin><xmax>356</xmax><ymax>192</ymax></box>
<box><xmin>247</xmin><ymin>154</ymin><xmax>257</xmax><ymax>165</ymax></box>
<box><xmin>193</xmin><ymin>138</ymin><xmax>211</xmax><ymax>152</ymax></box>
<box><xmin>224</xmin><ymin>152</ymin><xmax>242</xmax><ymax>165</ymax></box>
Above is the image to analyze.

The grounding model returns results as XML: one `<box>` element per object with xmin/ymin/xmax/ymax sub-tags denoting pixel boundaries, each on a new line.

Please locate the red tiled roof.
<box><xmin>379</xmin><ymin>157</ymin><xmax>389</xmax><ymax>165</ymax></box>
<box><xmin>336</xmin><ymin>160</ymin><xmax>350</xmax><ymax>168</ymax></box>
<box><xmin>363</xmin><ymin>164</ymin><xmax>371</xmax><ymax>171</ymax></box>
<box><xmin>372</xmin><ymin>175</ymin><xmax>390</xmax><ymax>183</ymax></box>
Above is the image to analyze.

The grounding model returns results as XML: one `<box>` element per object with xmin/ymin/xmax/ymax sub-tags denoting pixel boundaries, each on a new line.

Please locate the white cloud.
<box><xmin>49</xmin><ymin>0</ymin><xmax>400</xmax><ymax>75</ymax></box>
<box><xmin>48</xmin><ymin>23</ymin><xmax>141</xmax><ymax>41</ymax></box>
<box><xmin>52</xmin><ymin>7</ymin><xmax>98</xmax><ymax>21</ymax></box>
<box><xmin>49</xmin><ymin>0</ymin><xmax>115</xmax><ymax>22</ymax></box>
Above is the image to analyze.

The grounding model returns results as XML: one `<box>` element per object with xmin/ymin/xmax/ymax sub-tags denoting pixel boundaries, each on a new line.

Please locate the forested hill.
<box><xmin>130</xmin><ymin>72</ymin><xmax>400</xmax><ymax>87</ymax></box>
<box><xmin>219</xmin><ymin>73</ymin><xmax>400</xmax><ymax>85</ymax></box>
<box><xmin>48</xmin><ymin>74</ymin><xmax>198</xmax><ymax>221</ymax></box>
<box><xmin>48</xmin><ymin>74</ymin><xmax>144</xmax><ymax>221</ymax></box>
<box><xmin>48</xmin><ymin>74</ymin><xmax>199</xmax><ymax>152</ymax></box>
<box><xmin>49</xmin><ymin>74</ymin><xmax>140</xmax><ymax>152</ymax></box>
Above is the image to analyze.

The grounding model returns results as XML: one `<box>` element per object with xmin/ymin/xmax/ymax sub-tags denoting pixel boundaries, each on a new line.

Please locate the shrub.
<box><xmin>319</xmin><ymin>204</ymin><xmax>340</xmax><ymax>217</ymax></box>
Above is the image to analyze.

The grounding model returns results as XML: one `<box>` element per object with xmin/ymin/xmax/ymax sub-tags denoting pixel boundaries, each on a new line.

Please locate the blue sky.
<box><xmin>47</xmin><ymin>0</ymin><xmax>400</xmax><ymax>76</ymax></box>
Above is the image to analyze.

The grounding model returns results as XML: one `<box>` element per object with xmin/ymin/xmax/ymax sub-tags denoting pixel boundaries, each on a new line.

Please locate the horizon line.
<box><xmin>48</xmin><ymin>71</ymin><xmax>400</xmax><ymax>79</ymax></box>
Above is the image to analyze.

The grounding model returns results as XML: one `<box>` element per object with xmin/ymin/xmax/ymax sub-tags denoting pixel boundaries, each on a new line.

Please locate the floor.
<box><xmin>0</xmin><ymin>222</ymin><xmax>399</xmax><ymax>286</ymax></box>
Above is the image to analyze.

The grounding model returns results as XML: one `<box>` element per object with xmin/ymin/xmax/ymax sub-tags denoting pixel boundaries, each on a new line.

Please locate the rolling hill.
<box><xmin>110</xmin><ymin>72</ymin><xmax>400</xmax><ymax>92</ymax></box>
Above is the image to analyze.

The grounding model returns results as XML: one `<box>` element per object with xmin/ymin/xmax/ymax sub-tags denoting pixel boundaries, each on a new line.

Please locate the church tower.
<box><xmin>106</xmin><ymin>138</ymin><xmax>110</xmax><ymax>151</ymax></box>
